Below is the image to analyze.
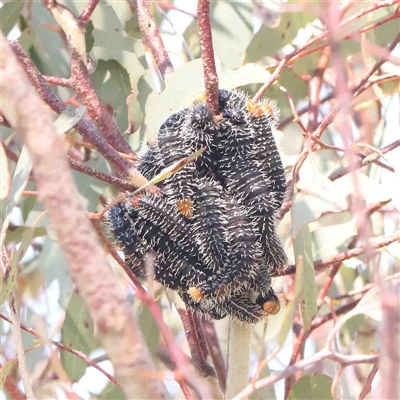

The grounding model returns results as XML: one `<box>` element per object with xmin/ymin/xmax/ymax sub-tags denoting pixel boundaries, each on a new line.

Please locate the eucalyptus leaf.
<box><xmin>288</xmin><ymin>374</ymin><xmax>333</xmax><ymax>400</ymax></box>
<box><xmin>91</xmin><ymin>60</ymin><xmax>131</xmax><ymax>133</ymax></box>
<box><xmin>293</xmin><ymin>225</ymin><xmax>318</xmax><ymax>331</ymax></box>
<box><xmin>291</xmin><ymin>171</ymin><xmax>348</xmax><ymax>237</ymax></box>
<box><xmin>54</xmin><ymin>107</ymin><xmax>87</xmax><ymax>135</ymax></box>
<box><xmin>61</xmin><ymin>293</ymin><xmax>96</xmax><ymax>381</ymax></box>
<box><xmin>0</xmin><ymin>0</ymin><xmax>24</xmax><ymax>36</ymax></box>
<box><xmin>245</xmin><ymin>12</ymin><xmax>315</xmax><ymax>63</ymax></box>
<box><xmin>1</xmin><ymin>146</ymin><xmax>32</xmax><ymax>244</ymax></box>
<box><xmin>144</xmin><ymin>59</ymin><xmax>277</xmax><ymax>142</ymax></box>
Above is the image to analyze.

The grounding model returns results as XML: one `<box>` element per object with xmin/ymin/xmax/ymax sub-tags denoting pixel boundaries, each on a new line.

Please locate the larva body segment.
<box><xmin>158</xmin><ymin>109</ymin><xmax>197</xmax><ymax>213</ymax></box>
<box><xmin>137</xmin><ymin>145</ymin><xmax>165</xmax><ymax>183</ymax></box>
<box><xmin>246</xmin><ymin>100</ymin><xmax>287</xmax><ymax>212</ymax></box>
<box><xmin>192</xmin><ymin>180</ymin><xmax>229</xmax><ymax>271</ymax></box>
<box><xmin>136</xmin><ymin>194</ymin><xmax>198</xmax><ymax>259</ymax></box>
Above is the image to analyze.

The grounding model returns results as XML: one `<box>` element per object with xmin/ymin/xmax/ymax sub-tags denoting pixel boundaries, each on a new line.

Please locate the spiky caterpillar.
<box><xmin>137</xmin><ymin>145</ymin><xmax>165</xmax><ymax>184</ymax></box>
<box><xmin>245</xmin><ymin>99</ymin><xmax>286</xmax><ymax>212</ymax></box>
<box><xmin>106</xmin><ymin>201</ymin><xmax>151</xmax><ymax>278</ymax></box>
<box><xmin>217</xmin><ymin>101</ymin><xmax>277</xmax><ymax>218</ymax></box>
<box><xmin>157</xmin><ymin>109</ymin><xmax>197</xmax><ymax>217</ymax></box>
<box><xmin>192</xmin><ymin>179</ymin><xmax>229</xmax><ymax>271</ymax></box>
<box><xmin>135</xmin><ymin>194</ymin><xmax>198</xmax><ymax>259</ymax></box>
<box><xmin>182</xmin><ymin>104</ymin><xmax>222</xmax><ymax>183</ymax></box>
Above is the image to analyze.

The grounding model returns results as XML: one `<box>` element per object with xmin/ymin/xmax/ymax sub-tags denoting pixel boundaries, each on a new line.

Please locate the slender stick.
<box><xmin>78</xmin><ymin>0</ymin><xmax>100</xmax><ymax>29</ymax></box>
<box><xmin>197</xmin><ymin>0</ymin><xmax>219</xmax><ymax>115</ymax></box>
<box><xmin>131</xmin><ymin>0</ymin><xmax>174</xmax><ymax>79</ymax></box>
<box><xmin>0</xmin><ymin>312</ymin><xmax>119</xmax><ymax>386</ymax></box>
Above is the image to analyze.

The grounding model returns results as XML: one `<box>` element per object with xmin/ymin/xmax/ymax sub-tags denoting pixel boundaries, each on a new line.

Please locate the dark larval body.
<box><xmin>107</xmin><ymin>89</ymin><xmax>288</xmax><ymax>324</ymax></box>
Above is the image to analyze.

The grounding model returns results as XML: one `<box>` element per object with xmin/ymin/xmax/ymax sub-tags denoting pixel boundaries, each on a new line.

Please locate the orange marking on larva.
<box><xmin>195</xmin><ymin>92</ymin><xmax>207</xmax><ymax>103</ymax></box>
<box><xmin>176</xmin><ymin>198</ymin><xmax>193</xmax><ymax>218</ymax></box>
<box><xmin>188</xmin><ymin>287</ymin><xmax>203</xmax><ymax>301</ymax></box>
<box><xmin>246</xmin><ymin>100</ymin><xmax>274</xmax><ymax>118</ymax></box>
<box><xmin>263</xmin><ymin>299</ymin><xmax>281</xmax><ymax>315</ymax></box>
<box><xmin>129</xmin><ymin>196</ymin><xmax>141</xmax><ymax>208</ymax></box>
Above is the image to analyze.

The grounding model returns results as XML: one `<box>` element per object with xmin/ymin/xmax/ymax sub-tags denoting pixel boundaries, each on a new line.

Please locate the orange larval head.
<box><xmin>176</xmin><ymin>198</ymin><xmax>194</xmax><ymax>218</ymax></box>
<box><xmin>263</xmin><ymin>299</ymin><xmax>281</xmax><ymax>315</ymax></box>
<box><xmin>246</xmin><ymin>100</ymin><xmax>274</xmax><ymax>118</ymax></box>
<box><xmin>188</xmin><ymin>287</ymin><xmax>204</xmax><ymax>301</ymax></box>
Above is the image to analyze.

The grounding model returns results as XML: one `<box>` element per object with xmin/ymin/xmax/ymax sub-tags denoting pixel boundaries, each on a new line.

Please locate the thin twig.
<box><xmin>131</xmin><ymin>0</ymin><xmax>174</xmax><ymax>79</ymax></box>
<box><xmin>358</xmin><ymin>362</ymin><xmax>379</xmax><ymax>400</ymax></box>
<box><xmin>202</xmin><ymin>319</ymin><xmax>227</xmax><ymax>392</ymax></box>
<box><xmin>9</xmin><ymin>41</ymin><xmax>148</xmax><ymax>185</ymax></box>
<box><xmin>67</xmin><ymin>156</ymin><xmax>137</xmax><ymax>191</ymax></box>
<box><xmin>0</xmin><ymin>312</ymin><xmax>120</xmax><ymax>386</ymax></box>
<box><xmin>9</xmin><ymin>295</ymin><xmax>35</xmax><ymax>399</ymax></box>
<box><xmin>329</xmin><ymin>139</ymin><xmax>400</xmax><ymax>181</ymax></box>
<box><xmin>275</xmin><ymin>231</ymin><xmax>400</xmax><ymax>277</ymax></box>
<box><xmin>43</xmin><ymin>75</ymin><xmax>72</xmax><ymax>87</ymax></box>
<box><xmin>197</xmin><ymin>0</ymin><xmax>219</xmax><ymax>115</ymax></box>
<box><xmin>78</xmin><ymin>0</ymin><xmax>100</xmax><ymax>29</ymax></box>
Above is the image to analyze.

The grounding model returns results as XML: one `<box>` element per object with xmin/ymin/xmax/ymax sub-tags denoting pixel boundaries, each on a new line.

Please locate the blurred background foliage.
<box><xmin>1</xmin><ymin>0</ymin><xmax>399</xmax><ymax>399</ymax></box>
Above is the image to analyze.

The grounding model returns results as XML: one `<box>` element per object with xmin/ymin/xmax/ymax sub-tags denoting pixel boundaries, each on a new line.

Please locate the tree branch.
<box><xmin>197</xmin><ymin>0</ymin><xmax>219</xmax><ymax>115</ymax></box>
<box><xmin>0</xmin><ymin>312</ymin><xmax>120</xmax><ymax>387</ymax></box>
<box><xmin>130</xmin><ymin>0</ymin><xmax>174</xmax><ymax>79</ymax></box>
<box><xmin>77</xmin><ymin>0</ymin><xmax>100</xmax><ymax>29</ymax></box>
<box><xmin>1</xmin><ymin>32</ymin><xmax>166</xmax><ymax>399</ymax></box>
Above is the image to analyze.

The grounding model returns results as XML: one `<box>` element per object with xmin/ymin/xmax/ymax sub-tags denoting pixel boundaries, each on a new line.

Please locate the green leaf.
<box><xmin>293</xmin><ymin>225</ymin><xmax>318</xmax><ymax>331</ymax></box>
<box><xmin>53</xmin><ymin>107</ymin><xmax>87</xmax><ymax>135</ymax></box>
<box><xmin>0</xmin><ymin>357</ymin><xmax>17</xmax><ymax>387</ymax></box>
<box><xmin>209</xmin><ymin>1</ymin><xmax>254</xmax><ymax>69</ymax></box>
<box><xmin>245</xmin><ymin>12</ymin><xmax>315</xmax><ymax>63</ymax></box>
<box><xmin>291</xmin><ymin>171</ymin><xmax>348</xmax><ymax>237</ymax></box>
<box><xmin>29</xmin><ymin>1</ymin><xmax>70</xmax><ymax>78</ymax></box>
<box><xmin>91</xmin><ymin>60</ymin><xmax>131</xmax><ymax>133</ymax></box>
<box><xmin>91</xmin><ymin>3</ymin><xmax>145</xmax><ymax>87</ymax></box>
<box><xmin>138</xmin><ymin>304</ymin><xmax>160</xmax><ymax>357</ymax></box>
<box><xmin>288</xmin><ymin>374</ymin><xmax>333</xmax><ymax>400</ymax></box>
<box><xmin>61</xmin><ymin>293</ymin><xmax>96</xmax><ymax>381</ymax></box>
<box><xmin>32</xmin><ymin>235</ymin><xmax>73</xmax><ymax>309</ymax></box>
<box><xmin>0</xmin><ymin>0</ymin><xmax>24</xmax><ymax>36</ymax></box>
<box><xmin>5</xmin><ymin>226</ymin><xmax>47</xmax><ymax>244</ymax></box>
<box><xmin>144</xmin><ymin>59</ymin><xmax>275</xmax><ymax>142</ymax></box>
<box><xmin>1</xmin><ymin>146</ymin><xmax>32</xmax><ymax>244</ymax></box>
<box><xmin>1</xmin><ymin>228</ymin><xmax>35</xmax><ymax>304</ymax></box>
<box><xmin>99</xmin><ymin>381</ymin><xmax>125</xmax><ymax>400</ymax></box>
<box><xmin>0</xmin><ymin>142</ymin><xmax>10</xmax><ymax>200</ymax></box>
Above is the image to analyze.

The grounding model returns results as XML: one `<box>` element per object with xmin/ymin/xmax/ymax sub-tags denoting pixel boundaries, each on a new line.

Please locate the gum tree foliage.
<box><xmin>1</xmin><ymin>1</ymin><xmax>399</xmax><ymax>399</ymax></box>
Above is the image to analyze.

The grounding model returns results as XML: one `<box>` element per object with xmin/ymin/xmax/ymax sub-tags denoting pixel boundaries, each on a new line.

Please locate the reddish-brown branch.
<box><xmin>43</xmin><ymin>75</ymin><xmax>72</xmax><ymax>87</ymax></box>
<box><xmin>78</xmin><ymin>0</ymin><xmax>100</xmax><ymax>29</ymax></box>
<box><xmin>67</xmin><ymin>156</ymin><xmax>138</xmax><ymax>191</ymax></box>
<box><xmin>202</xmin><ymin>319</ymin><xmax>227</xmax><ymax>392</ymax></box>
<box><xmin>307</xmin><ymin>46</ymin><xmax>331</xmax><ymax>131</ymax></box>
<box><xmin>9</xmin><ymin>42</ymin><xmax>148</xmax><ymax>185</ymax></box>
<box><xmin>68</xmin><ymin>45</ymin><xmax>135</xmax><ymax>157</ymax></box>
<box><xmin>197</xmin><ymin>0</ymin><xmax>219</xmax><ymax>115</ymax></box>
<box><xmin>131</xmin><ymin>0</ymin><xmax>174</xmax><ymax>79</ymax></box>
<box><xmin>275</xmin><ymin>231</ymin><xmax>400</xmax><ymax>277</ymax></box>
<box><xmin>329</xmin><ymin>139</ymin><xmax>400</xmax><ymax>181</ymax></box>
<box><xmin>0</xmin><ymin>312</ymin><xmax>119</xmax><ymax>387</ymax></box>
<box><xmin>1</xmin><ymin>34</ymin><xmax>165</xmax><ymax>398</ymax></box>
<box><xmin>358</xmin><ymin>362</ymin><xmax>379</xmax><ymax>400</ymax></box>
<box><xmin>177</xmin><ymin>307</ymin><xmax>215</xmax><ymax>378</ymax></box>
